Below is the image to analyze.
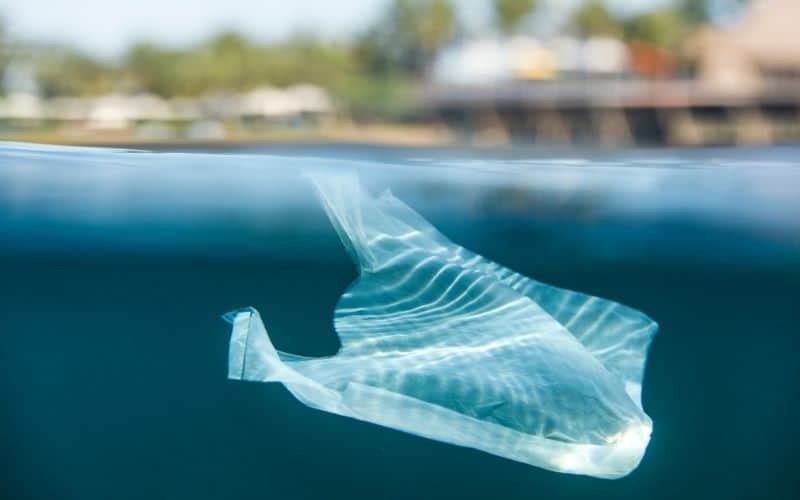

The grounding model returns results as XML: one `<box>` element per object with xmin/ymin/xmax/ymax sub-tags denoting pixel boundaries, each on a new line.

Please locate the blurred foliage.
<box><xmin>119</xmin><ymin>0</ymin><xmax>457</xmax><ymax>116</ymax></box>
<box><xmin>623</xmin><ymin>7</ymin><xmax>693</xmax><ymax>47</ymax></box>
<box><xmin>356</xmin><ymin>0</ymin><xmax>457</xmax><ymax>75</ymax></box>
<box><xmin>0</xmin><ymin>46</ymin><xmax>105</xmax><ymax>97</ymax></box>
<box><xmin>124</xmin><ymin>32</ymin><xmax>423</xmax><ymax>118</ymax></box>
<box><xmin>621</xmin><ymin>0</ymin><xmax>749</xmax><ymax>47</ymax></box>
<box><xmin>125</xmin><ymin>33</ymin><xmax>356</xmax><ymax>96</ymax></box>
<box><xmin>16</xmin><ymin>46</ymin><xmax>115</xmax><ymax>97</ymax></box>
<box><xmin>493</xmin><ymin>0</ymin><xmax>538</xmax><ymax>35</ymax></box>
<box><xmin>680</xmin><ymin>0</ymin><xmax>712</xmax><ymax>25</ymax></box>
<box><xmin>0</xmin><ymin>0</ymin><xmax>751</xmax><ymax>117</ymax></box>
<box><xmin>569</xmin><ymin>0</ymin><xmax>743</xmax><ymax>47</ymax></box>
<box><xmin>333</xmin><ymin>72</ymin><xmax>418</xmax><ymax>120</ymax></box>
<box><xmin>0</xmin><ymin>0</ymin><xmax>461</xmax><ymax>117</ymax></box>
<box><xmin>571</xmin><ymin>0</ymin><xmax>623</xmax><ymax>37</ymax></box>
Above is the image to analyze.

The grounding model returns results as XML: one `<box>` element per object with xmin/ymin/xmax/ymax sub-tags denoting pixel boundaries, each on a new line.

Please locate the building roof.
<box><xmin>712</xmin><ymin>0</ymin><xmax>800</xmax><ymax>71</ymax></box>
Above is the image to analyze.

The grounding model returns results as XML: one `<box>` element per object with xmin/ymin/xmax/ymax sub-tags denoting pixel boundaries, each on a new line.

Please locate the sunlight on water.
<box><xmin>1</xmin><ymin>141</ymin><xmax>799</xmax><ymax>258</ymax></box>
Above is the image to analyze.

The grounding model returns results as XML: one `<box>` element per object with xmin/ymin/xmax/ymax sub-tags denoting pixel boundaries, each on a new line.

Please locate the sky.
<box><xmin>0</xmin><ymin>0</ymin><xmax>670</xmax><ymax>59</ymax></box>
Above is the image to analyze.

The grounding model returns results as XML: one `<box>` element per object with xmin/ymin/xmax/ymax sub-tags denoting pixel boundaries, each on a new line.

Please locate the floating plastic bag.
<box><xmin>224</xmin><ymin>173</ymin><xmax>657</xmax><ymax>478</ymax></box>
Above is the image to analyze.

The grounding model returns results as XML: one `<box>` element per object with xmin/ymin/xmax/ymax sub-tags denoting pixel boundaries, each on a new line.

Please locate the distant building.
<box><xmin>2</xmin><ymin>63</ymin><xmax>40</xmax><ymax>97</ymax></box>
<box><xmin>238</xmin><ymin>84</ymin><xmax>333</xmax><ymax>121</ymax></box>
<box><xmin>580</xmin><ymin>37</ymin><xmax>629</xmax><ymax>75</ymax></box>
<box><xmin>627</xmin><ymin>41</ymin><xmax>674</xmax><ymax>79</ymax></box>
<box><xmin>239</xmin><ymin>87</ymin><xmax>298</xmax><ymax>118</ymax></box>
<box><xmin>285</xmin><ymin>84</ymin><xmax>334</xmax><ymax>115</ymax></box>
<box><xmin>0</xmin><ymin>84</ymin><xmax>333</xmax><ymax>131</ymax></box>
<box><xmin>431</xmin><ymin>38</ymin><xmax>526</xmax><ymax>86</ymax></box>
<box><xmin>86</xmin><ymin>94</ymin><xmax>172</xmax><ymax>129</ymax></box>
<box><xmin>688</xmin><ymin>0</ymin><xmax>800</xmax><ymax>91</ymax></box>
<box><xmin>430</xmin><ymin>35</ymin><xmax>629</xmax><ymax>86</ymax></box>
<box><xmin>0</xmin><ymin>63</ymin><xmax>45</xmax><ymax>122</ymax></box>
<box><xmin>0</xmin><ymin>93</ymin><xmax>44</xmax><ymax>121</ymax></box>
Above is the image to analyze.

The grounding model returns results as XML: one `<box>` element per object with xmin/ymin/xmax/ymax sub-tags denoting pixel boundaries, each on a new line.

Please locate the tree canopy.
<box><xmin>0</xmin><ymin>0</ymin><xmax>751</xmax><ymax>115</ymax></box>
<box><xmin>570</xmin><ymin>0</ymin><xmax>622</xmax><ymax>38</ymax></box>
<box><xmin>493</xmin><ymin>0</ymin><xmax>537</xmax><ymax>35</ymax></box>
<box><xmin>356</xmin><ymin>0</ymin><xmax>457</xmax><ymax>75</ymax></box>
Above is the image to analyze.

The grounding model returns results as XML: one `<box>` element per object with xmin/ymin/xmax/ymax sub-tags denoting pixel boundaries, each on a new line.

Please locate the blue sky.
<box><xmin>0</xmin><ymin>0</ymin><xmax>670</xmax><ymax>58</ymax></box>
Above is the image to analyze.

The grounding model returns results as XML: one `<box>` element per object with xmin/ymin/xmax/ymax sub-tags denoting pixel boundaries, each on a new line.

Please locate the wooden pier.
<box><xmin>428</xmin><ymin>79</ymin><xmax>800</xmax><ymax>146</ymax></box>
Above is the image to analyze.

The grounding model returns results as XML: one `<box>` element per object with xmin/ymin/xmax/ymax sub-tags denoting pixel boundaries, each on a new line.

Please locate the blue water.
<box><xmin>2</xmin><ymin>142</ymin><xmax>799</xmax><ymax>499</ymax></box>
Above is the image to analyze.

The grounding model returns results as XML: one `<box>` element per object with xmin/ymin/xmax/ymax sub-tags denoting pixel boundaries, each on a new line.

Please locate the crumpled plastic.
<box><xmin>224</xmin><ymin>172</ymin><xmax>657</xmax><ymax>478</ymax></box>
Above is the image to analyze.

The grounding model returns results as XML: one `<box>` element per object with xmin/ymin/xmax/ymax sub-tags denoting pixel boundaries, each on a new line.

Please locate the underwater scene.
<box><xmin>2</xmin><ymin>141</ymin><xmax>799</xmax><ymax>499</ymax></box>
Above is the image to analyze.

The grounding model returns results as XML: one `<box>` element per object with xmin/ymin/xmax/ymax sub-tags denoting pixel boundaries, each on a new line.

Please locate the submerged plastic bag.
<box><xmin>223</xmin><ymin>173</ymin><xmax>657</xmax><ymax>478</ymax></box>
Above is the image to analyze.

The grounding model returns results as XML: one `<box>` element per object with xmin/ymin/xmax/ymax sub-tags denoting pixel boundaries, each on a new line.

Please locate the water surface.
<box><xmin>2</xmin><ymin>142</ymin><xmax>799</xmax><ymax>499</ymax></box>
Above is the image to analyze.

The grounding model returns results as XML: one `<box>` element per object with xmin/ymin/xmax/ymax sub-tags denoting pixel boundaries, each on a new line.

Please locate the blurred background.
<box><xmin>2</xmin><ymin>3</ymin><xmax>800</xmax><ymax>500</ymax></box>
<box><xmin>0</xmin><ymin>0</ymin><xmax>797</xmax><ymax>146</ymax></box>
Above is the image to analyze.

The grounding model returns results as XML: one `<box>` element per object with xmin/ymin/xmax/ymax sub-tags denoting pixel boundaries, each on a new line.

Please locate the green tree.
<box><xmin>356</xmin><ymin>0</ymin><xmax>457</xmax><ymax>75</ymax></box>
<box><xmin>621</xmin><ymin>0</ymin><xmax>750</xmax><ymax>48</ymax></box>
<box><xmin>125</xmin><ymin>42</ymin><xmax>182</xmax><ymax>95</ymax></box>
<box><xmin>680</xmin><ymin>0</ymin><xmax>711</xmax><ymax>25</ymax></box>
<box><xmin>622</xmin><ymin>7</ymin><xmax>690</xmax><ymax>47</ymax></box>
<box><xmin>571</xmin><ymin>0</ymin><xmax>622</xmax><ymax>38</ymax></box>
<box><xmin>35</xmin><ymin>47</ymin><xmax>115</xmax><ymax>97</ymax></box>
<box><xmin>125</xmin><ymin>33</ymin><xmax>356</xmax><ymax>96</ymax></box>
<box><xmin>0</xmin><ymin>18</ymin><xmax>7</xmax><ymax>86</ymax></box>
<box><xmin>493</xmin><ymin>0</ymin><xmax>537</xmax><ymax>35</ymax></box>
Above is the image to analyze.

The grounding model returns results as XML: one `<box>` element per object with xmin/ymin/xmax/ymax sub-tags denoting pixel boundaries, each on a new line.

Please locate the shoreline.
<box><xmin>0</xmin><ymin>122</ymin><xmax>455</xmax><ymax>149</ymax></box>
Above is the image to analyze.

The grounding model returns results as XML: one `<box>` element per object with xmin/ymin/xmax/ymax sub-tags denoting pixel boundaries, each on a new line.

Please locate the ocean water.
<box><xmin>1</xmin><ymin>142</ymin><xmax>799</xmax><ymax>499</ymax></box>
